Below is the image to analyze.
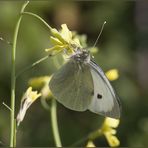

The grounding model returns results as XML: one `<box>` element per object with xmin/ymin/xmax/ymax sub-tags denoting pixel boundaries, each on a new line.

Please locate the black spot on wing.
<box><xmin>97</xmin><ymin>93</ymin><xmax>102</xmax><ymax>99</ymax></box>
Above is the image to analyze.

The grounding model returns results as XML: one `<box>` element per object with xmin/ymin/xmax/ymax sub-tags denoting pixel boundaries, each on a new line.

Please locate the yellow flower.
<box><xmin>106</xmin><ymin>69</ymin><xmax>119</xmax><ymax>81</ymax></box>
<box><xmin>101</xmin><ymin>117</ymin><xmax>120</xmax><ymax>147</ymax></box>
<box><xmin>29</xmin><ymin>76</ymin><xmax>52</xmax><ymax>99</ymax></box>
<box><xmin>45</xmin><ymin>24</ymin><xmax>82</xmax><ymax>55</ymax></box>
<box><xmin>86</xmin><ymin>140</ymin><xmax>96</xmax><ymax>147</ymax></box>
<box><xmin>16</xmin><ymin>87</ymin><xmax>41</xmax><ymax>126</ymax></box>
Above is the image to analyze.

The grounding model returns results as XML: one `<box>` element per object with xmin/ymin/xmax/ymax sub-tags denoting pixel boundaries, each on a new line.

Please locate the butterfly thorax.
<box><xmin>70</xmin><ymin>48</ymin><xmax>90</xmax><ymax>64</ymax></box>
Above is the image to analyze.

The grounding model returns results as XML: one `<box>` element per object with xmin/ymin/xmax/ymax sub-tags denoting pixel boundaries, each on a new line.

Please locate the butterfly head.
<box><xmin>70</xmin><ymin>48</ymin><xmax>90</xmax><ymax>64</ymax></box>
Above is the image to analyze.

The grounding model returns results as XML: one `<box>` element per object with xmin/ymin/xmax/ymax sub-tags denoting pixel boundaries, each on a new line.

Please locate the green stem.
<box><xmin>10</xmin><ymin>1</ymin><xmax>29</xmax><ymax>147</ymax></box>
<box><xmin>51</xmin><ymin>99</ymin><xmax>62</xmax><ymax>147</ymax></box>
<box><xmin>21</xmin><ymin>12</ymin><xmax>52</xmax><ymax>30</ymax></box>
<box><xmin>70</xmin><ymin>135</ymin><xmax>89</xmax><ymax>147</ymax></box>
<box><xmin>70</xmin><ymin>129</ymin><xmax>103</xmax><ymax>146</ymax></box>
<box><xmin>16</xmin><ymin>55</ymin><xmax>49</xmax><ymax>78</ymax></box>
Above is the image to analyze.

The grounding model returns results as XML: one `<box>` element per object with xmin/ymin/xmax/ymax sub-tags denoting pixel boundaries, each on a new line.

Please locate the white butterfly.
<box><xmin>49</xmin><ymin>48</ymin><xmax>121</xmax><ymax>119</ymax></box>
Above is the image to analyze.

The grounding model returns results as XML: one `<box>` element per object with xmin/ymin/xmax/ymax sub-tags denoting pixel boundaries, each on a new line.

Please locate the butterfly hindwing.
<box><xmin>49</xmin><ymin>60</ymin><xmax>94</xmax><ymax>111</ymax></box>
<box><xmin>88</xmin><ymin>60</ymin><xmax>121</xmax><ymax>119</ymax></box>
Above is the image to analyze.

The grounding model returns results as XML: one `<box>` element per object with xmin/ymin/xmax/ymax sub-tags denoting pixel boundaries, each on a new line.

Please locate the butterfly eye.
<box><xmin>97</xmin><ymin>94</ymin><xmax>102</xmax><ymax>99</ymax></box>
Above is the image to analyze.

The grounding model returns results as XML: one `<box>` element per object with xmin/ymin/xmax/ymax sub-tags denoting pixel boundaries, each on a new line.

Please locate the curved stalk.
<box><xmin>10</xmin><ymin>1</ymin><xmax>29</xmax><ymax>147</ymax></box>
<box><xmin>21</xmin><ymin>12</ymin><xmax>52</xmax><ymax>30</ymax></box>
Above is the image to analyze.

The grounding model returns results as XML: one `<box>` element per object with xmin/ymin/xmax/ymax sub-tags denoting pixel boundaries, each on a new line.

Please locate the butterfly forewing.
<box><xmin>49</xmin><ymin>60</ymin><xmax>94</xmax><ymax>111</ymax></box>
<box><xmin>88</xmin><ymin>60</ymin><xmax>121</xmax><ymax>119</ymax></box>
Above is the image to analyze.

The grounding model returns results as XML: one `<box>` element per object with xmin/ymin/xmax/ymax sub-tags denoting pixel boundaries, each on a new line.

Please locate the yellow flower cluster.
<box><xmin>102</xmin><ymin>117</ymin><xmax>120</xmax><ymax>147</ymax></box>
<box><xmin>45</xmin><ymin>24</ymin><xmax>82</xmax><ymax>55</ymax></box>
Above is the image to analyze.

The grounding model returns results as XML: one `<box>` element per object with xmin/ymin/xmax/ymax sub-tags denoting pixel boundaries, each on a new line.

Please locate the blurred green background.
<box><xmin>0</xmin><ymin>1</ymin><xmax>148</xmax><ymax>147</ymax></box>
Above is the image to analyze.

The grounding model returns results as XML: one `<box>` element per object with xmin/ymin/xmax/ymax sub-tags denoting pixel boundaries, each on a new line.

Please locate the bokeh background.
<box><xmin>0</xmin><ymin>1</ymin><xmax>148</xmax><ymax>147</ymax></box>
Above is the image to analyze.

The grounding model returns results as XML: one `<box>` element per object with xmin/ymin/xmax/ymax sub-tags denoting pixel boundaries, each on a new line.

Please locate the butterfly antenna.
<box><xmin>92</xmin><ymin>21</ymin><xmax>106</xmax><ymax>48</ymax></box>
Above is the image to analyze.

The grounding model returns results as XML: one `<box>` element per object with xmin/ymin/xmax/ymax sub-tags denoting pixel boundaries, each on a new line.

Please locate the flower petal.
<box><xmin>61</xmin><ymin>24</ymin><xmax>72</xmax><ymax>42</ymax></box>
<box><xmin>50</xmin><ymin>36</ymin><xmax>63</xmax><ymax>45</ymax></box>
<box><xmin>104</xmin><ymin>117</ymin><xmax>120</xmax><ymax>128</ymax></box>
<box><xmin>45</xmin><ymin>45</ymin><xmax>66</xmax><ymax>53</ymax></box>
<box><xmin>86</xmin><ymin>140</ymin><xmax>96</xmax><ymax>147</ymax></box>
<box><xmin>29</xmin><ymin>76</ymin><xmax>52</xmax><ymax>99</ymax></box>
<box><xmin>72</xmin><ymin>38</ymin><xmax>81</xmax><ymax>47</ymax></box>
<box><xmin>105</xmin><ymin>133</ymin><xmax>120</xmax><ymax>147</ymax></box>
<box><xmin>50</xmin><ymin>28</ymin><xmax>66</xmax><ymax>43</ymax></box>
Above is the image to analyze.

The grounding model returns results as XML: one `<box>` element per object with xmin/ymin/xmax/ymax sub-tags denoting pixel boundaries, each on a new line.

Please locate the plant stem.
<box><xmin>16</xmin><ymin>55</ymin><xmax>49</xmax><ymax>78</ymax></box>
<box><xmin>21</xmin><ymin>12</ymin><xmax>52</xmax><ymax>30</ymax></box>
<box><xmin>10</xmin><ymin>1</ymin><xmax>29</xmax><ymax>147</ymax></box>
<box><xmin>70</xmin><ymin>135</ymin><xmax>89</xmax><ymax>147</ymax></box>
<box><xmin>51</xmin><ymin>99</ymin><xmax>62</xmax><ymax>147</ymax></box>
<box><xmin>70</xmin><ymin>129</ymin><xmax>103</xmax><ymax>146</ymax></box>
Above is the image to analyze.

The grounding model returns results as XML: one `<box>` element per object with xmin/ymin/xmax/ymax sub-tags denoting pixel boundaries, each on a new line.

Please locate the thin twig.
<box><xmin>2</xmin><ymin>102</ymin><xmax>12</xmax><ymax>111</ymax></box>
<box><xmin>70</xmin><ymin>129</ymin><xmax>103</xmax><ymax>146</ymax></box>
<box><xmin>16</xmin><ymin>55</ymin><xmax>49</xmax><ymax>78</ymax></box>
<box><xmin>70</xmin><ymin>134</ymin><xmax>89</xmax><ymax>147</ymax></box>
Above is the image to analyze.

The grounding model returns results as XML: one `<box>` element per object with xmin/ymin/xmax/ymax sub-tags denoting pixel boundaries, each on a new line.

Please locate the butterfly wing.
<box><xmin>49</xmin><ymin>60</ymin><xmax>94</xmax><ymax>111</ymax></box>
<box><xmin>88</xmin><ymin>60</ymin><xmax>121</xmax><ymax>119</ymax></box>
